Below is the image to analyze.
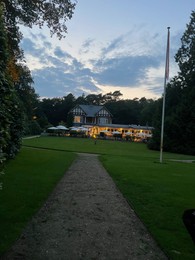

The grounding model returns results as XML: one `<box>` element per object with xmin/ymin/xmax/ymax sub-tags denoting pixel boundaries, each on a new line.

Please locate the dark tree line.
<box><xmin>39</xmin><ymin>92</ymin><xmax>158</xmax><ymax>128</ymax></box>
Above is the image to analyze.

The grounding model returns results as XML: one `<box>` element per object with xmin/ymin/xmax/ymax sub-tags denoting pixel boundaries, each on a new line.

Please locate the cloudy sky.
<box><xmin>20</xmin><ymin>0</ymin><xmax>194</xmax><ymax>100</ymax></box>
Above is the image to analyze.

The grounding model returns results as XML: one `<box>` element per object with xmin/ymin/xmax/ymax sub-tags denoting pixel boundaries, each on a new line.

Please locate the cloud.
<box><xmin>92</xmin><ymin>55</ymin><xmax>160</xmax><ymax>87</ymax></box>
<box><xmin>32</xmin><ymin>66</ymin><xmax>100</xmax><ymax>98</ymax></box>
<box><xmin>80</xmin><ymin>38</ymin><xmax>95</xmax><ymax>54</ymax></box>
<box><xmin>21</xmin><ymin>40</ymin><xmax>99</xmax><ymax>97</ymax></box>
<box><xmin>101</xmin><ymin>36</ymin><xmax>125</xmax><ymax>57</ymax></box>
<box><xmin>54</xmin><ymin>46</ymin><xmax>66</xmax><ymax>58</ymax></box>
<box><xmin>29</xmin><ymin>32</ymin><xmax>47</xmax><ymax>41</ymax></box>
<box><xmin>21</xmin><ymin>38</ymin><xmax>36</xmax><ymax>51</ymax></box>
<box><xmin>20</xmin><ymin>28</ymin><xmax>180</xmax><ymax>99</ymax></box>
<box><xmin>21</xmin><ymin>36</ymin><xmax>50</xmax><ymax>58</ymax></box>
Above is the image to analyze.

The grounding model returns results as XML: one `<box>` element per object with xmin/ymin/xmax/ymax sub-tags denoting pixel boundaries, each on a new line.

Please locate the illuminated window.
<box><xmin>74</xmin><ymin>116</ymin><xmax>82</xmax><ymax>123</ymax></box>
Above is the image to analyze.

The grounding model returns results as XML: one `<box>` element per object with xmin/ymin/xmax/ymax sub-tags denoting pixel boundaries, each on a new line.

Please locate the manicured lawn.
<box><xmin>1</xmin><ymin>136</ymin><xmax>195</xmax><ymax>259</ymax></box>
<box><xmin>100</xmin><ymin>154</ymin><xmax>195</xmax><ymax>259</ymax></box>
<box><xmin>0</xmin><ymin>147</ymin><xmax>76</xmax><ymax>255</ymax></box>
<box><xmin>22</xmin><ymin>136</ymin><xmax>195</xmax><ymax>160</ymax></box>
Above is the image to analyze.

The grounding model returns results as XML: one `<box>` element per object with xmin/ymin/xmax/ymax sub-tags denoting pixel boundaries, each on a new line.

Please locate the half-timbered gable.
<box><xmin>96</xmin><ymin>107</ymin><xmax>112</xmax><ymax>124</ymax></box>
<box><xmin>72</xmin><ymin>105</ymin><xmax>86</xmax><ymax>116</ymax></box>
<box><xmin>70</xmin><ymin>105</ymin><xmax>112</xmax><ymax>126</ymax></box>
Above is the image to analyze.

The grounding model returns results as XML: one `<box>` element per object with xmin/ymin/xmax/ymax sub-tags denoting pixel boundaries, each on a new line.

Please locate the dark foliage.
<box><xmin>39</xmin><ymin>91</ymin><xmax>159</xmax><ymax>128</ymax></box>
<box><xmin>0</xmin><ymin>0</ymin><xmax>76</xmax><ymax>168</ymax></box>
<box><xmin>148</xmin><ymin>11</ymin><xmax>195</xmax><ymax>155</ymax></box>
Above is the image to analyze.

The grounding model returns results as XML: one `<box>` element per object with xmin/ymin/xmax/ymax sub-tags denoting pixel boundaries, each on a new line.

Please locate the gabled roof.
<box><xmin>79</xmin><ymin>105</ymin><xmax>103</xmax><ymax>117</ymax></box>
<box><xmin>70</xmin><ymin>104</ymin><xmax>113</xmax><ymax>117</ymax></box>
<box><xmin>79</xmin><ymin>105</ymin><xmax>113</xmax><ymax>117</ymax></box>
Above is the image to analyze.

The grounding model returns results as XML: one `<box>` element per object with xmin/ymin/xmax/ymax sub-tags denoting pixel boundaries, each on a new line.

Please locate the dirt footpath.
<box><xmin>4</xmin><ymin>153</ymin><xmax>167</xmax><ymax>260</ymax></box>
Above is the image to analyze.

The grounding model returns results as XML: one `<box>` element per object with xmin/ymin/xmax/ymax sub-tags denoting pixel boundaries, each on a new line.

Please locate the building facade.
<box><xmin>70</xmin><ymin>104</ymin><xmax>112</xmax><ymax>126</ymax></box>
<box><xmin>69</xmin><ymin>105</ymin><xmax>153</xmax><ymax>141</ymax></box>
<box><xmin>91</xmin><ymin>123</ymin><xmax>153</xmax><ymax>141</ymax></box>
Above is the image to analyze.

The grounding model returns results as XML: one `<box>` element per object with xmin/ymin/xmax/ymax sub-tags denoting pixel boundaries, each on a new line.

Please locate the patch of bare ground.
<box><xmin>3</xmin><ymin>153</ymin><xmax>167</xmax><ymax>259</ymax></box>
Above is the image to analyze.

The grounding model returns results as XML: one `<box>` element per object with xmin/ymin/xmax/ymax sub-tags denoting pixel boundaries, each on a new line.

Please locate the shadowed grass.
<box><xmin>100</xmin><ymin>154</ymin><xmax>195</xmax><ymax>259</ymax></box>
<box><xmin>1</xmin><ymin>136</ymin><xmax>195</xmax><ymax>259</ymax></box>
<box><xmin>0</xmin><ymin>147</ymin><xmax>76</xmax><ymax>255</ymax></box>
<box><xmin>23</xmin><ymin>136</ymin><xmax>195</xmax><ymax>160</ymax></box>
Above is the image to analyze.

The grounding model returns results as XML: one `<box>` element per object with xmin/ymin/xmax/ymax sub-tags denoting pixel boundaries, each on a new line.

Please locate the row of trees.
<box><xmin>39</xmin><ymin>92</ymin><xmax>157</xmax><ymax>127</ymax></box>
<box><xmin>0</xmin><ymin>0</ymin><xmax>76</xmax><ymax>172</ymax></box>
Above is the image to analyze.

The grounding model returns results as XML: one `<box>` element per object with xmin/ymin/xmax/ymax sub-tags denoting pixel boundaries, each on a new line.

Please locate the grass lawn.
<box><xmin>0</xmin><ymin>146</ymin><xmax>76</xmax><ymax>255</ymax></box>
<box><xmin>1</xmin><ymin>136</ymin><xmax>195</xmax><ymax>259</ymax></box>
<box><xmin>100</xmin><ymin>153</ymin><xmax>195</xmax><ymax>259</ymax></box>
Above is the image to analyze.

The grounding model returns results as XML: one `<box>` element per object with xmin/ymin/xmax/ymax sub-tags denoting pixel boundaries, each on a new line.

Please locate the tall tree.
<box><xmin>0</xmin><ymin>5</ymin><xmax>24</xmax><ymax>161</ymax></box>
<box><xmin>148</xmin><ymin>10</ymin><xmax>195</xmax><ymax>155</ymax></box>
<box><xmin>2</xmin><ymin>0</ymin><xmax>76</xmax><ymax>39</ymax></box>
<box><xmin>175</xmin><ymin>11</ymin><xmax>195</xmax><ymax>85</ymax></box>
<box><xmin>41</xmin><ymin>94</ymin><xmax>75</xmax><ymax>126</ymax></box>
<box><xmin>0</xmin><ymin>0</ymin><xmax>76</xmax><ymax>163</ymax></box>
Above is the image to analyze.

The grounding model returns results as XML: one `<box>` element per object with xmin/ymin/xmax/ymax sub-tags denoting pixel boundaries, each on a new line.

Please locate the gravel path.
<box><xmin>3</xmin><ymin>153</ymin><xmax>167</xmax><ymax>260</ymax></box>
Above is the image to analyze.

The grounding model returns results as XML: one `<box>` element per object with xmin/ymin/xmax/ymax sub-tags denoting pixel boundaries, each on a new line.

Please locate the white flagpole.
<box><xmin>160</xmin><ymin>27</ymin><xmax>170</xmax><ymax>163</ymax></box>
